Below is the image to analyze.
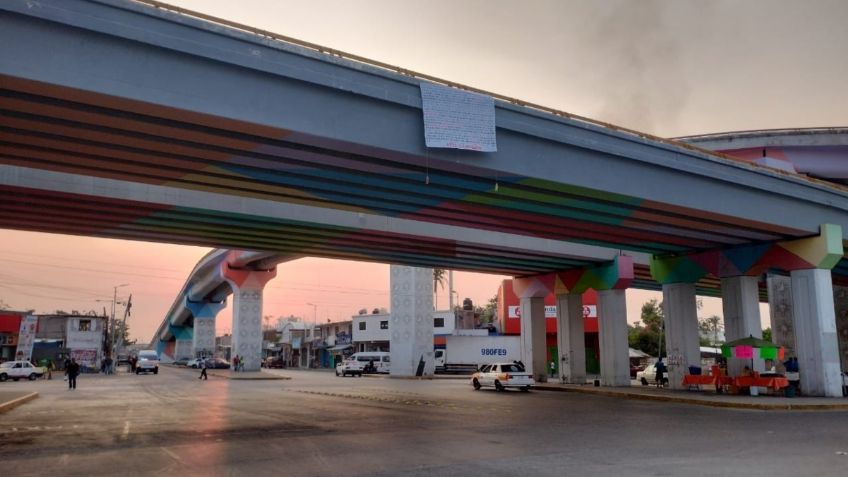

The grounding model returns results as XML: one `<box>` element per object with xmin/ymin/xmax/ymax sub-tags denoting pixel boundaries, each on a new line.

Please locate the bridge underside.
<box><xmin>4</xmin><ymin>74</ymin><xmax>843</xmax><ymax>293</ymax></box>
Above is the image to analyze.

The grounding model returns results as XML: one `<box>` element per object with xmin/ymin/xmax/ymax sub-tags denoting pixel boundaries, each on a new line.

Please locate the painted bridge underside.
<box><xmin>3</xmin><ymin>0</ymin><xmax>848</xmax><ymax>297</ymax></box>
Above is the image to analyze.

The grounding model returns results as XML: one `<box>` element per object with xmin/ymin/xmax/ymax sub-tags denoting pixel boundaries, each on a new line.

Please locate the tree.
<box><xmin>698</xmin><ymin>315</ymin><xmax>723</xmax><ymax>346</ymax></box>
<box><xmin>628</xmin><ymin>299</ymin><xmax>665</xmax><ymax>357</ymax></box>
<box><xmin>762</xmin><ymin>327</ymin><xmax>772</xmax><ymax>342</ymax></box>
<box><xmin>478</xmin><ymin>294</ymin><xmax>498</xmax><ymax>324</ymax></box>
<box><xmin>433</xmin><ymin>268</ymin><xmax>446</xmax><ymax>309</ymax></box>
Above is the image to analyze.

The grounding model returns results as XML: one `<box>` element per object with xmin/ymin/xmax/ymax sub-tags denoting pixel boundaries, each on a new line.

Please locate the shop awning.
<box><xmin>328</xmin><ymin>344</ymin><xmax>353</xmax><ymax>352</ymax></box>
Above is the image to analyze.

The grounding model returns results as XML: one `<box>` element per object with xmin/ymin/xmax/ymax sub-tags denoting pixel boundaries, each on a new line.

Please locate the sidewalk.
<box><xmin>533</xmin><ymin>381</ymin><xmax>848</xmax><ymax>411</ymax></box>
<box><xmin>0</xmin><ymin>390</ymin><xmax>39</xmax><ymax>414</ymax></box>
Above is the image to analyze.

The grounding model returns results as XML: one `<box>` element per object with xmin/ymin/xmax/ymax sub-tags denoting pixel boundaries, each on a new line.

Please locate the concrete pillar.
<box><xmin>721</xmin><ymin>275</ymin><xmax>763</xmax><ymax>376</ymax></box>
<box><xmin>222</xmin><ymin>264</ymin><xmax>276</xmax><ymax>372</ymax></box>
<box><xmin>662</xmin><ymin>283</ymin><xmax>700</xmax><ymax>390</ymax></box>
<box><xmin>597</xmin><ymin>289</ymin><xmax>629</xmax><ymax>386</ymax></box>
<box><xmin>832</xmin><ymin>286</ymin><xmax>848</xmax><ymax>376</ymax></box>
<box><xmin>556</xmin><ymin>293</ymin><xmax>585</xmax><ymax>384</ymax></box>
<box><xmin>389</xmin><ymin>265</ymin><xmax>435</xmax><ymax>377</ymax></box>
<box><xmin>185</xmin><ymin>297</ymin><xmax>226</xmax><ymax>359</ymax></box>
<box><xmin>519</xmin><ymin>296</ymin><xmax>547</xmax><ymax>382</ymax></box>
<box><xmin>790</xmin><ymin>269</ymin><xmax>842</xmax><ymax>397</ymax></box>
<box><xmin>767</xmin><ymin>274</ymin><xmax>796</xmax><ymax>372</ymax></box>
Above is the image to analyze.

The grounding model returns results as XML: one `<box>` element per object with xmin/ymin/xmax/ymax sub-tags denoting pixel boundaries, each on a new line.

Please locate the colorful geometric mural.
<box><xmin>650</xmin><ymin>224</ymin><xmax>843</xmax><ymax>284</ymax></box>
<box><xmin>513</xmin><ymin>256</ymin><xmax>634</xmax><ymax>298</ymax></box>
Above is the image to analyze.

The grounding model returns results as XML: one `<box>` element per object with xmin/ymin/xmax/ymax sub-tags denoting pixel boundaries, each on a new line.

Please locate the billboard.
<box><xmin>14</xmin><ymin>314</ymin><xmax>38</xmax><ymax>361</ymax></box>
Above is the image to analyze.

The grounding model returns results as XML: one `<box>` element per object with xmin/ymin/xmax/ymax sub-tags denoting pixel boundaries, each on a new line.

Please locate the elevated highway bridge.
<box><xmin>2</xmin><ymin>0</ymin><xmax>848</xmax><ymax>395</ymax></box>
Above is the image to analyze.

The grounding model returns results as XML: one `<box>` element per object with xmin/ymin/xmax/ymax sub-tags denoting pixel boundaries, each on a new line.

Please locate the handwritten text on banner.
<box><xmin>420</xmin><ymin>82</ymin><xmax>497</xmax><ymax>152</ymax></box>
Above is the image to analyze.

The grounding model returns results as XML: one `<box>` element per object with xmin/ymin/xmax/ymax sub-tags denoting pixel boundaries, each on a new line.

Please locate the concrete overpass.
<box><xmin>2</xmin><ymin>0</ymin><xmax>848</xmax><ymax>394</ymax></box>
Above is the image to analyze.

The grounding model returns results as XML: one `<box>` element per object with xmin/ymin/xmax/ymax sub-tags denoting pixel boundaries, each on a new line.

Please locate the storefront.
<box><xmin>497</xmin><ymin>279</ymin><xmax>601</xmax><ymax>374</ymax></box>
<box><xmin>0</xmin><ymin>312</ymin><xmax>24</xmax><ymax>362</ymax></box>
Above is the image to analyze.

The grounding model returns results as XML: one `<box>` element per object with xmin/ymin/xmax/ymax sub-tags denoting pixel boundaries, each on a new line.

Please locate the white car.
<box><xmin>0</xmin><ymin>361</ymin><xmax>46</xmax><ymax>382</ymax></box>
<box><xmin>335</xmin><ymin>359</ymin><xmax>364</xmax><ymax>377</ymax></box>
<box><xmin>186</xmin><ymin>358</ymin><xmax>204</xmax><ymax>369</ymax></box>
<box><xmin>471</xmin><ymin>362</ymin><xmax>534</xmax><ymax>392</ymax></box>
<box><xmin>636</xmin><ymin>363</ymin><xmax>669</xmax><ymax>386</ymax></box>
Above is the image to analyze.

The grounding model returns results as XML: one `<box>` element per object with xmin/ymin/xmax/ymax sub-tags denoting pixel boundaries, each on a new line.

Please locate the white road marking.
<box><xmin>121</xmin><ymin>420</ymin><xmax>131</xmax><ymax>439</ymax></box>
<box><xmin>161</xmin><ymin>446</ymin><xmax>182</xmax><ymax>463</ymax></box>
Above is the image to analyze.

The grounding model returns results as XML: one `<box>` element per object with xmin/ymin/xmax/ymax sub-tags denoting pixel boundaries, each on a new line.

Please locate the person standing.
<box><xmin>199</xmin><ymin>358</ymin><xmax>208</xmax><ymax>380</ymax></box>
<box><xmin>655</xmin><ymin>359</ymin><xmax>666</xmax><ymax>388</ymax></box>
<box><xmin>67</xmin><ymin>358</ymin><xmax>80</xmax><ymax>390</ymax></box>
<box><xmin>233</xmin><ymin>355</ymin><xmax>240</xmax><ymax>372</ymax></box>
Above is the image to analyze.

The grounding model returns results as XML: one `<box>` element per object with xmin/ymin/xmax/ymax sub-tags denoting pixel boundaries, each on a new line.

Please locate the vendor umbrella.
<box><xmin>720</xmin><ymin>335</ymin><xmax>785</xmax><ymax>366</ymax></box>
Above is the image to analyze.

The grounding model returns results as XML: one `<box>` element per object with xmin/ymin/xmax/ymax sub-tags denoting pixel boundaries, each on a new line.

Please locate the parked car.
<box><xmin>335</xmin><ymin>359</ymin><xmax>364</xmax><ymax>377</ymax></box>
<box><xmin>173</xmin><ymin>358</ymin><xmax>189</xmax><ymax>366</ymax></box>
<box><xmin>205</xmin><ymin>358</ymin><xmax>230</xmax><ymax>369</ymax></box>
<box><xmin>630</xmin><ymin>364</ymin><xmax>645</xmax><ymax>379</ymax></box>
<box><xmin>264</xmin><ymin>357</ymin><xmax>285</xmax><ymax>369</ymax></box>
<box><xmin>636</xmin><ymin>363</ymin><xmax>669</xmax><ymax>386</ymax></box>
<box><xmin>471</xmin><ymin>362</ymin><xmax>534</xmax><ymax>392</ymax></box>
<box><xmin>0</xmin><ymin>361</ymin><xmax>46</xmax><ymax>382</ymax></box>
<box><xmin>186</xmin><ymin>358</ymin><xmax>204</xmax><ymax>369</ymax></box>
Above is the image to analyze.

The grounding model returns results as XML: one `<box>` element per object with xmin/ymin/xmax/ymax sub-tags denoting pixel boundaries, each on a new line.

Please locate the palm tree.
<box><xmin>433</xmin><ymin>269</ymin><xmax>446</xmax><ymax>310</ymax></box>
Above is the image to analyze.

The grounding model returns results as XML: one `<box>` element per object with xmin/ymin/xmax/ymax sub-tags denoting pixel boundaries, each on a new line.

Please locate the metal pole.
<box><xmin>448</xmin><ymin>270</ymin><xmax>454</xmax><ymax>310</ymax></box>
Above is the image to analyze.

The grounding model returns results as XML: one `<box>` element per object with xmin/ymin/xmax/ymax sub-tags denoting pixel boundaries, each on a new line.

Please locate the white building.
<box><xmin>352</xmin><ymin>310</ymin><xmax>456</xmax><ymax>353</ymax></box>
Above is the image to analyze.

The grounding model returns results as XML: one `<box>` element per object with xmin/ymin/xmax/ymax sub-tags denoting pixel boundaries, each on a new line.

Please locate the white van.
<box><xmin>349</xmin><ymin>352</ymin><xmax>390</xmax><ymax>374</ymax></box>
<box><xmin>136</xmin><ymin>349</ymin><xmax>160</xmax><ymax>375</ymax></box>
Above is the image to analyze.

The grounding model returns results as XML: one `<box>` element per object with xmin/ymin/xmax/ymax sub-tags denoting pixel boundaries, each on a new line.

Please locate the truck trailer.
<box><xmin>434</xmin><ymin>335</ymin><xmax>521</xmax><ymax>374</ymax></box>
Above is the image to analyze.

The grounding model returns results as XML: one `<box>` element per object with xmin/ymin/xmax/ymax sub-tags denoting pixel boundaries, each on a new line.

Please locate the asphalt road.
<box><xmin>1</xmin><ymin>367</ymin><xmax>848</xmax><ymax>476</ymax></box>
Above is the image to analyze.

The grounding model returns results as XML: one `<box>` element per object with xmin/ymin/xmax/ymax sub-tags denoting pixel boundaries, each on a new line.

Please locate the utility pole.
<box><xmin>306</xmin><ymin>303</ymin><xmax>317</xmax><ymax>368</ymax></box>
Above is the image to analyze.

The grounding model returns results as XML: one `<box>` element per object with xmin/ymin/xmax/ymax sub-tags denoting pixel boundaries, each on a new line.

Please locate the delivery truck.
<box><xmin>434</xmin><ymin>335</ymin><xmax>521</xmax><ymax>374</ymax></box>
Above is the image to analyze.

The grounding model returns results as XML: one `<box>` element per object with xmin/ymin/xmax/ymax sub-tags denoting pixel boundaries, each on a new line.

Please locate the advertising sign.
<box><xmin>14</xmin><ymin>314</ymin><xmax>38</xmax><ymax>361</ymax></box>
<box><xmin>507</xmin><ymin>305</ymin><xmax>597</xmax><ymax>319</ymax></box>
<box><xmin>70</xmin><ymin>349</ymin><xmax>98</xmax><ymax>368</ymax></box>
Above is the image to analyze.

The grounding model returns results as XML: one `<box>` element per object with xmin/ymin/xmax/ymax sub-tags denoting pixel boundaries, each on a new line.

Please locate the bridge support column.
<box><xmin>519</xmin><ymin>296</ymin><xmax>547</xmax><ymax>382</ymax></box>
<box><xmin>222</xmin><ymin>263</ymin><xmax>277</xmax><ymax>372</ymax></box>
<box><xmin>790</xmin><ymin>269</ymin><xmax>842</xmax><ymax>397</ymax></box>
<box><xmin>598</xmin><ymin>289</ymin><xmax>630</xmax><ymax>386</ymax></box>
<box><xmin>556</xmin><ymin>293</ymin><xmax>585</xmax><ymax>384</ymax></box>
<box><xmin>389</xmin><ymin>265</ymin><xmax>435</xmax><ymax>377</ymax></box>
<box><xmin>185</xmin><ymin>297</ymin><xmax>226</xmax><ymax>359</ymax></box>
<box><xmin>662</xmin><ymin>283</ymin><xmax>700</xmax><ymax>390</ymax></box>
<box><xmin>833</xmin><ymin>286</ymin><xmax>848</xmax><ymax>378</ymax></box>
<box><xmin>721</xmin><ymin>275</ymin><xmax>763</xmax><ymax>376</ymax></box>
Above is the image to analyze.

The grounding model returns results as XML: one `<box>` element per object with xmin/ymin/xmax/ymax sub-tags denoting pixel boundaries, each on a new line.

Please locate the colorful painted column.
<box><xmin>650</xmin><ymin>254</ymin><xmax>705</xmax><ymax>390</ymax></box>
<box><xmin>556</xmin><ymin>293</ymin><xmax>585</xmax><ymax>384</ymax></box>
<box><xmin>515</xmin><ymin>256</ymin><xmax>634</xmax><ymax>386</ymax></box>
<box><xmin>721</xmin><ymin>275</ymin><xmax>763</xmax><ymax>376</ymax></box>
<box><xmin>389</xmin><ymin>265</ymin><xmax>435</xmax><ymax>377</ymax></box>
<box><xmin>185</xmin><ymin>296</ymin><xmax>226</xmax><ymax>359</ymax></box>
<box><xmin>221</xmin><ymin>262</ymin><xmax>276</xmax><ymax>372</ymax></box>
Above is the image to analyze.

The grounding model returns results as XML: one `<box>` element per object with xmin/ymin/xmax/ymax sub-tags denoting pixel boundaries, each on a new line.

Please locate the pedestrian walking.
<box><xmin>549</xmin><ymin>360</ymin><xmax>556</xmax><ymax>378</ymax></box>
<box><xmin>199</xmin><ymin>358</ymin><xmax>208</xmax><ymax>380</ymax></box>
<box><xmin>233</xmin><ymin>355</ymin><xmax>240</xmax><ymax>372</ymax></box>
<box><xmin>67</xmin><ymin>358</ymin><xmax>80</xmax><ymax>390</ymax></box>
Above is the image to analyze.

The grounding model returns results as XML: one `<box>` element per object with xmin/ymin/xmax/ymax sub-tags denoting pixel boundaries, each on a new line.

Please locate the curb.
<box><xmin>207</xmin><ymin>372</ymin><xmax>291</xmax><ymax>381</ymax></box>
<box><xmin>533</xmin><ymin>385</ymin><xmax>848</xmax><ymax>411</ymax></box>
<box><xmin>0</xmin><ymin>392</ymin><xmax>39</xmax><ymax>414</ymax></box>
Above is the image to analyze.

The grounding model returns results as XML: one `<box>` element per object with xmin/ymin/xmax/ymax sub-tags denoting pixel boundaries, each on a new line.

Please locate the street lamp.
<box><xmin>306</xmin><ymin>302</ymin><xmax>317</xmax><ymax>368</ymax></box>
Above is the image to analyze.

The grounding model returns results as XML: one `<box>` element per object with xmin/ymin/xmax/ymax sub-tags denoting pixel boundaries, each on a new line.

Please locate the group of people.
<box><xmin>232</xmin><ymin>355</ymin><xmax>246</xmax><ymax>372</ymax></box>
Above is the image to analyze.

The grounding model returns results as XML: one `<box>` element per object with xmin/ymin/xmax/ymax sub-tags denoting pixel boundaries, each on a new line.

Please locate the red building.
<box><xmin>496</xmin><ymin>280</ymin><xmax>600</xmax><ymax>374</ymax></box>
<box><xmin>0</xmin><ymin>311</ymin><xmax>25</xmax><ymax>362</ymax></box>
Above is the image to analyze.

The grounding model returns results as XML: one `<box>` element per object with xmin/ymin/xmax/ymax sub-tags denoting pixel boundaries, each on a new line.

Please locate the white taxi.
<box><xmin>471</xmin><ymin>362</ymin><xmax>534</xmax><ymax>392</ymax></box>
<box><xmin>0</xmin><ymin>360</ymin><xmax>46</xmax><ymax>382</ymax></box>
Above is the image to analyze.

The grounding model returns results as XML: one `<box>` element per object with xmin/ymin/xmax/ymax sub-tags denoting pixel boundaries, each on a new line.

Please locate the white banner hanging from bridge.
<box><xmin>420</xmin><ymin>82</ymin><xmax>497</xmax><ymax>152</ymax></box>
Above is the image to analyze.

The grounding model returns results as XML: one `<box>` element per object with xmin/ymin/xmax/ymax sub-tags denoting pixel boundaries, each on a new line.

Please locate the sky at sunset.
<box><xmin>2</xmin><ymin>0</ymin><xmax>845</xmax><ymax>341</ymax></box>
